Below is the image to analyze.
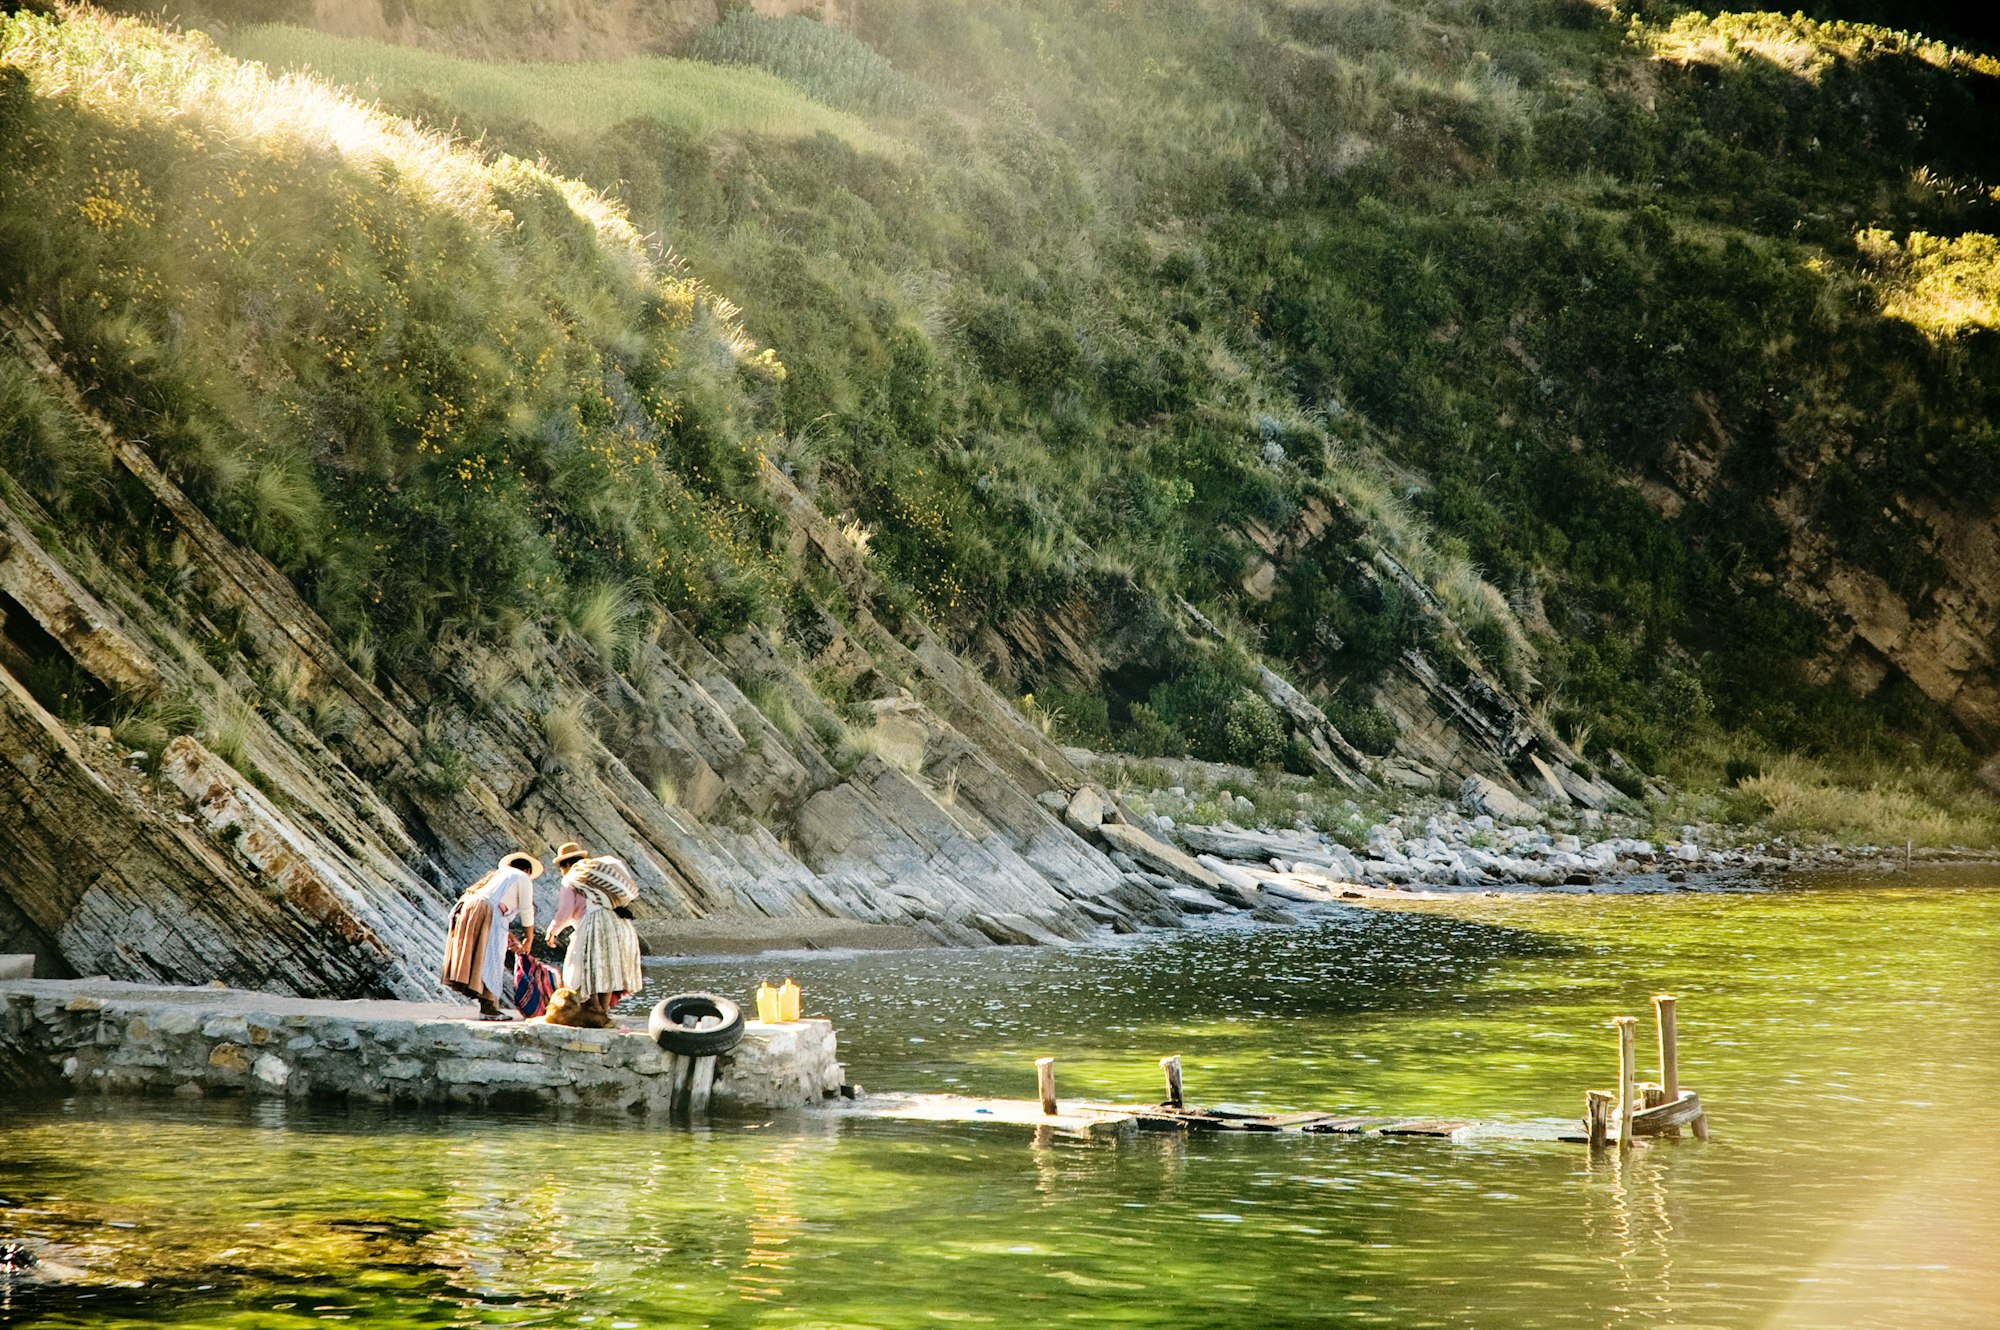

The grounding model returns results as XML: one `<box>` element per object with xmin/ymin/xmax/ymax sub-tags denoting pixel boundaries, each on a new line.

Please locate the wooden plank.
<box><xmin>1378</xmin><ymin>1119</ymin><xmax>1476</xmax><ymax>1138</ymax></box>
<box><xmin>688</xmin><ymin>1055</ymin><xmax>716</xmax><ymax>1116</ymax></box>
<box><xmin>1252</xmin><ymin>1111</ymin><xmax>1345</xmax><ymax>1128</ymax></box>
<box><xmin>1629</xmin><ymin>1090</ymin><xmax>1704</xmax><ymax>1136</ymax></box>
<box><xmin>1300</xmin><ymin>1117</ymin><xmax>1388</xmax><ymax>1134</ymax></box>
<box><xmin>666</xmin><ymin>1052</ymin><xmax>691</xmax><ymax>1117</ymax></box>
<box><xmin>826</xmin><ymin>1092</ymin><xmax>1134</xmax><ymax>1137</ymax></box>
<box><xmin>685</xmin><ymin>1014</ymin><xmax>721</xmax><ymax>1117</ymax></box>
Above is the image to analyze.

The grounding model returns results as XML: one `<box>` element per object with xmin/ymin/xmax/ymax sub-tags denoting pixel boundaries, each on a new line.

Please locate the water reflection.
<box><xmin>733</xmin><ymin>1140</ymin><xmax>807</xmax><ymax>1304</ymax></box>
<box><xmin>4</xmin><ymin>872</ymin><xmax>1999</xmax><ymax>1328</ymax></box>
<box><xmin>1580</xmin><ymin>1141</ymin><xmax>1683</xmax><ymax>1328</ymax></box>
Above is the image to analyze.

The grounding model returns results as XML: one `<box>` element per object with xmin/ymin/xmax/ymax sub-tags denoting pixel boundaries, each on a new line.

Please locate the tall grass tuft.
<box><xmin>540</xmin><ymin>700</ymin><xmax>596</xmax><ymax>766</ymax></box>
<box><xmin>743</xmin><ymin>678</ymin><xmax>805</xmax><ymax>741</ymax></box>
<box><xmin>687</xmin><ymin>13</ymin><xmax>925</xmax><ymax>117</ymax></box>
<box><xmin>1738</xmin><ymin>755</ymin><xmax>2000</xmax><ymax>850</ymax></box>
<box><xmin>243</xmin><ymin>454</ymin><xmax>326</xmax><ymax>570</ymax></box>
<box><xmin>204</xmin><ymin>686</ymin><xmax>257</xmax><ymax>770</ymax></box>
<box><xmin>566</xmin><ymin>580</ymin><xmax>635</xmax><ymax>661</ymax></box>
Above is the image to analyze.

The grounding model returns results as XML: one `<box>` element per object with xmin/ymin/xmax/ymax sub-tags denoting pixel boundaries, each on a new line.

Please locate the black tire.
<box><xmin>649</xmin><ymin>991</ymin><xmax>745</xmax><ymax>1056</ymax></box>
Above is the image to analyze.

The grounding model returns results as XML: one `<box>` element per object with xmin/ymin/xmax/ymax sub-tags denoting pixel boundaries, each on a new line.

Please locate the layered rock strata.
<box><xmin>0</xmin><ymin>312</ymin><xmax>1201</xmax><ymax>993</ymax></box>
<box><xmin>0</xmin><ymin>306</ymin><xmax>1622</xmax><ymax>1002</ymax></box>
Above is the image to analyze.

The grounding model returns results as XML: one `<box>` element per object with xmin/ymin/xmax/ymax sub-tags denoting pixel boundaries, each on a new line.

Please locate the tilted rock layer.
<box><xmin>0</xmin><ymin>301</ymin><xmax>1623</xmax><ymax>997</ymax></box>
<box><xmin>0</xmin><ymin>312</ymin><xmax>1211</xmax><ymax>995</ymax></box>
<box><xmin>0</xmin><ymin>300</ymin><xmax>1608</xmax><ymax>992</ymax></box>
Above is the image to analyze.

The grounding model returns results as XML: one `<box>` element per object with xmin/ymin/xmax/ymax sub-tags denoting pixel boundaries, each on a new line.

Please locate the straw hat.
<box><xmin>501</xmin><ymin>851</ymin><xmax>544</xmax><ymax>878</ymax></box>
<box><xmin>552</xmin><ymin>841</ymin><xmax>588</xmax><ymax>870</ymax></box>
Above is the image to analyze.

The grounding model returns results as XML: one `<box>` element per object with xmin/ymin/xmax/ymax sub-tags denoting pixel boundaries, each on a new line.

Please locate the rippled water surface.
<box><xmin>6</xmin><ymin>867</ymin><xmax>1999</xmax><ymax>1328</ymax></box>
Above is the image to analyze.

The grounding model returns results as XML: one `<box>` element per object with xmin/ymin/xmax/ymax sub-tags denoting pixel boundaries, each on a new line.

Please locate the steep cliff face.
<box><xmin>0</xmin><ymin>293</ymin><xmax>1594</xmax><ymax>995</ymax></box>
<box><xmin>0</xmin><ymin>309</ymin><xmax>1184</xmax><ymax>991</ymax></box>
<box><xmin>1637</xmin><ymin>399</ymin><xmax>2000</xmax><ymax>781</ymax></box>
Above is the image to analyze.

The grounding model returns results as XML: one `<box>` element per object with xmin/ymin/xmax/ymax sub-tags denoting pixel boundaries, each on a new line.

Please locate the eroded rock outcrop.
<box><xmin>1640</xmin><ymin>404</ymin><xmax>2000</xmax><ymax>787</ymax></box>
<box><xmin>0</xmin><ymin>311</ymin><xmax>1189</xmax><ymax>993</ymax></box>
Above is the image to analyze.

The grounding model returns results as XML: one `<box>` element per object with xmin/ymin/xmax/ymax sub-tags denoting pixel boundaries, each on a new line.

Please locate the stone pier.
<box><xmin>0</xmin><ymin>980</ymin><xmax>842</xmax><ymax>1114</ymax></box>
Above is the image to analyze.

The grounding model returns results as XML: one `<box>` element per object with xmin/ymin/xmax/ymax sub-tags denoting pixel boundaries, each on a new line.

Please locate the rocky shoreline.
<box><xmin>633</xmin><ymin>773</ymin><xmax>1994</xmax><ymax>959</ymax></box>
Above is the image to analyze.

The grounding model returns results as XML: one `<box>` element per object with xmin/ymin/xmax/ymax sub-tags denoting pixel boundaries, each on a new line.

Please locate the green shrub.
<box><xmin>1724</xmin><ymin>755</ymin><xmax>1765</xmax><ymax>788</ymax></box>
<box><xmin>1326</xmin><ymin>699</ymin><xmax>1398</xmax><ymax>756</ymax></box>
<box><xmin>1035</xmin><ymin>684</ymin><xmax>1111</xmax><ymax>748</ymax></box>
<box><xmin>1123</xmin><ymin>702</ymin><xmax>1177</xmax><ymax>759</ymax></box>
<box><xmin>1221</xmin><ymin>693</ymin><xmax>1288</xmax><ymax>769</ymax></box>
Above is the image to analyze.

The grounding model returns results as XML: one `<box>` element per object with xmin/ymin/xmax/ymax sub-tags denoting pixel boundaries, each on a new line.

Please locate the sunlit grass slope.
<box><xmin>0</xmin><ymin>9</ymin><xmax>788</xmax><ymax>666</ymax></box>
<box><xmin>227</xmin><ymin>23</ymin><xmax>893</xmax><ymax>151</ymax></box>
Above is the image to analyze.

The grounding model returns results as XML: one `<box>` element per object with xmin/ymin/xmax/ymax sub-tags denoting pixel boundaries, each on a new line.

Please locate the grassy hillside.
<box><xmin>0</xmin><ymin>8</ymin><xmax>788</xmax><ymax>674</ymax></box>
<box><xmin>226</xmin><ymin>24</ymin><xmax>895</xmax><ymax>150</ymax></box>
<box><xmin>7</xmin><ymin>1</ymin><xmax>2000</xmax><ymax>846</ymax></box>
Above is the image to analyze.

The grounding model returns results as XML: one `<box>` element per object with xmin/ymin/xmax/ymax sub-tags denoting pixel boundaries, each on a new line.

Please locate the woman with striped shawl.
<box><xmin>442</xmin><ymin>852</ymin><xmax>541</xmax><ymax>1019</ymax></box>
<box><xmin>544</xmin><ymin>841</ymin><xmax>642</xmax><ymax>1029</ymax></box>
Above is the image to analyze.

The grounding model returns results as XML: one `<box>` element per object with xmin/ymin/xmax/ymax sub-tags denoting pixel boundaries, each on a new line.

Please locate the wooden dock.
<box><xmin>813</xmin><ymin>1093</ymin><xmax>1591</xmax><ymax>1143</ymax></box>
<box><xmin>815</xmin><ymin>993</ymin><xmax>1706</xmax><ymax>1150</ymax></box>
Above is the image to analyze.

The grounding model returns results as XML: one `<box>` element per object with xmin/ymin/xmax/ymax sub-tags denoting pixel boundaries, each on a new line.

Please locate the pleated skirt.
<box><xmin>442</xmin><ymin>896</ymin><xmax>502</xmax><ymax>1000</ymax></box>
<box><xmin>561</xmin><ymin>906</ymin><xmax>642</xmax><ymax>1000</ymax></box>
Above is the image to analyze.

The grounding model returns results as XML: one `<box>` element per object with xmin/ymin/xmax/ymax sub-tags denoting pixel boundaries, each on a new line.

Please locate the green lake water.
<box><xmin>5</xmin><ymin>867</ymin><xmax>1999</xmax><ymax>1328</ymax></box>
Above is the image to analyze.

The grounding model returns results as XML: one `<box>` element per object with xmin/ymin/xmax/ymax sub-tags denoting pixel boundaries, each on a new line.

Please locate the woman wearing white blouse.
<box><xmin>441</xmin><ymin>851</ymin><xmax>542</xmax><ymax>1019</ymax></box>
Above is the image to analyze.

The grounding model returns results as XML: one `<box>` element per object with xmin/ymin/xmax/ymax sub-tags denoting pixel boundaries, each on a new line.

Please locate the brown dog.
<box><xmin>542</xmin><ymin>987</ymin><xmax>586</xmax><ymax>1027</ymax></box>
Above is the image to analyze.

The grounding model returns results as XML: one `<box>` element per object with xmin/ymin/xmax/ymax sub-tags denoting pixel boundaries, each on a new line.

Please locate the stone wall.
<box><xmin>0</xmin><ymin>980</ymin><xmax>843</xmax><ymax>1115</ymax></box>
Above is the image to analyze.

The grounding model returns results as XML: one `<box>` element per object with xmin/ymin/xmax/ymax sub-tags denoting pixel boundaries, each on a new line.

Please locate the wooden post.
<box><xmin>1692</xmin><ymin>1111</ymin><xmax>1710</xmax><ymax>1141</ymax></box>
<box><xmin>1584</xmin><ymin>1089</ymin><xmax>1613</xmax><ymax>1149</ymax></box>
<box><xmin>1652</xmin><ymin>994</ymin><xmax>1679</xmax><ymax>1100</ymax></box>
<box><xmin>1036</xmin><ymin>1057</ymin><xmax>1057</xmax><ymax>1116</ymax></box>
<box><xmin>1614</xmin><ymin>1016</ymin><xmax>1637</xmax><ymax>1149</ymax></box>
<box><xmin>1160</xmin><ymin>1055</ymin><xmax>1183</xmax><ymax>1108</ymax></box>
<box><xmin>689</xmin><ymin>1057</ymin><xmax>716</xmax><ymax>1115</ymax></box>
<box><xmin>666</xmin><ymin>1051</ymin><xmax>692</xmax><ymax>1117</ymax></box>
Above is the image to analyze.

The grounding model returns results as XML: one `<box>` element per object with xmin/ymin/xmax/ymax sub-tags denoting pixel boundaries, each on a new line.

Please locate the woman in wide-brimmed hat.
<box><xmin>442</xmin><ymin>851</ymin><xmax>542</xmax><ymax>1020</ymax></box>
<box><xmin>543</xmin><ymin>841</ymin><xmax>642</xmax><ymax>1028</ymax></box>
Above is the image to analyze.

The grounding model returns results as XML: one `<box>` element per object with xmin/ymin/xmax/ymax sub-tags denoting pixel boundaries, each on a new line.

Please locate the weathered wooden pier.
<box><xmin>821</xmin><ymin>993</ymin><xmax>1709</xmax><ymax>1149</ymax></box>
<box><xmin>1581</xmin><ymin>995</ymin><xmax>1708</xmax><ymax>1147</ymax></box>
